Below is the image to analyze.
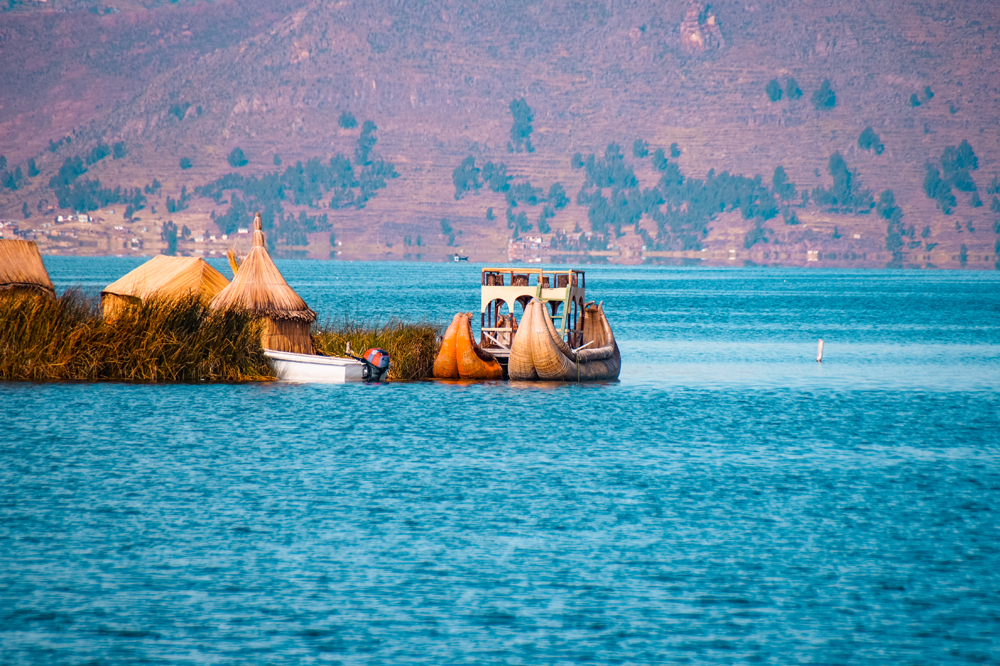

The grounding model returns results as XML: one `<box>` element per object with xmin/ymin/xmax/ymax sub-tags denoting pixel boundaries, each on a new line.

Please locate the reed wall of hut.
<box><xmin>262</xmin><ymin>319</ymin><xmax>315</xmax><ymax>354</ymax></box>
<box><xmin>0</xmin><ymin>240</ymin><xmax>56</xmax><ymax>298</ymax></box>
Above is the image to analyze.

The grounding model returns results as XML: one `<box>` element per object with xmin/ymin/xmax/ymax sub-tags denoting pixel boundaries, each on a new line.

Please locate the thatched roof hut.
<box><xmin>0</xmin><ymin>239</ymin><xmax>55</xmax><ymax>298</ymax></box>
<box><xmin>210</xmin><ymin>213</ymin><xmax>316</xmax><ymax>353</ymax></box>
<box><xmin>101</xmin><ymin>255</ymin><xmax>230</xmax><ymax>318</ymax></box>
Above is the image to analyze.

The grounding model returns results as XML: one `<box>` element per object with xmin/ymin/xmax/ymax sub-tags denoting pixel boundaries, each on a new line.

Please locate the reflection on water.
<box><xmin>2</xmin><ymin>260</ymin><xmax>999</xmax><ymax>664</ymax></box>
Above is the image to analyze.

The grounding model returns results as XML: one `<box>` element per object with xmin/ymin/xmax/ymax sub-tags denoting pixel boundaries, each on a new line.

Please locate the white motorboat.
<box><xmin>263</xmin><ymin>349</ymin><xmax>366</xmax><ymax>383</ymax></box>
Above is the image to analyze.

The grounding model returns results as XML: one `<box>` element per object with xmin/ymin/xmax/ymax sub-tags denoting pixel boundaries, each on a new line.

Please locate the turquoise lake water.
<box><xmin>2</xmin><ymin>258</ymin><xmax>999</xmax><ymax>664</ymax></box>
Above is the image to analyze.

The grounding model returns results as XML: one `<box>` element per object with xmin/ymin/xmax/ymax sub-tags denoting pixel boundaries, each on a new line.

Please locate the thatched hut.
<box><xmin>101</xmin><ymin>255</ymin><xmax>230</xmax><ymax>318</ymax></box>
<box><xmin>0</xmin><ymin>239</ymin><xmax>55</xmax><ymax>298</ymax></box>
<box><xmin>209</xmin><ymin>213</ymin><xmax>316</xmax><ymax>353</ymax></box>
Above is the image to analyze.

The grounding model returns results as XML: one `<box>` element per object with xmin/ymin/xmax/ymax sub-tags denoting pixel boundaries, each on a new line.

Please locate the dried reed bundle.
<box><xmin>0</xmin><ymin>291</ymin><xmax>273</xmax><ymax>382</ymax></box>
<box><xmin>312</xmin><ymin>318</ymin><xmax>440</xmax><ymax>381</ymax></box>
<box><xmin>0</xmin><ymin>239</ymin><xmax>55</xmax><ymax>298</ymax></box>
<box><xmin>101</xmin><ymin>255</ymin><xmax>230</xmax><ymax>318</ymax></box>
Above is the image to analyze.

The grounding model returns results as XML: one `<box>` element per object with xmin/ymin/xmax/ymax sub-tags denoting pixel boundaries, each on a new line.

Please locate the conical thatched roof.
<box><xmin>0</xmin><ymin>239</ymin><xmax>55</xmax><ymax>297</ymax></box>
<box><xmin>101</xmin><ymin>255</ymin><xmax>230</xmax><ymax>310</ymax></box>
<box><xmin>209</xmin><ymin>213</ymin><xmax>316</xmax><ymax>322</ymax></box>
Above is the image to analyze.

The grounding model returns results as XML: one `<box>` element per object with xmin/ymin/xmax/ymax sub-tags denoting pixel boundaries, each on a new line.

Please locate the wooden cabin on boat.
<box><xmin>0</xmin><ymin>239</ymin><xmax>55</xmax><ymax>299</ymax></box>
<box><xmin>479</xmin><ymin>267</ymin><xmax>586</xmax><ymax>362</ymax></box>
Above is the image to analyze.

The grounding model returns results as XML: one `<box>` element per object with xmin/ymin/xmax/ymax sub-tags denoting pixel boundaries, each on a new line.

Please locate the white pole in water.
<box><xmin>816</xmin><ymin>339</ymin><xmax>824</xmax><ymax>363</ymax></box>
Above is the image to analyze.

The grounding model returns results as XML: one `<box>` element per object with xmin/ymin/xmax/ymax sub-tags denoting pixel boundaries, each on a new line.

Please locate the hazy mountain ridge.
<box><xmin>2</xmin><ymin>0</ymin><xmax>999</xmax><ymax>267</ymax></box>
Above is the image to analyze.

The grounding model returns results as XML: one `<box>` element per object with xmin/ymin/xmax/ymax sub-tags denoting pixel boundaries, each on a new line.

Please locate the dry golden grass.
<box><xmin>313</xmin><ymin>318</ymin><xmax>440</xmax><ymax>381</ymax></box>
<box><xmin>0</xmin><ymin>290</ymin><xmax>441</xmax><ymax>382</ymax></box>
<box><xmin>0</xmin><ymin>291</ymin><xmax>273</xmax><ymax>382</ymax></box>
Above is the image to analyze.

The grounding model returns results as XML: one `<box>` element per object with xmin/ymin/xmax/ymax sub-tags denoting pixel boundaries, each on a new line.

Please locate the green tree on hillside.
<box><xmin>339</xmin><ymin>112</ymin><xmax>358</xmax><ymax>129</ymax></box>
<box><xmin>273</xmin><ymin>154</ymin><xmax>281</xmax><ymax>166</ymax></box>
<box><xmin>910</xmin><ymin>93</ymin><xmax>921</xmax><ymax>107</ymax></box>
<box><xmin>27</xmin><ymin>158</ymin><xmax>39</xmax><ymax>177</ymax></box>
<box><xmin>161</xmin><ymin>221</ymin><xmax>178</xmax><ymax>256</ymax></box>
<box><xmin>85</xmin><ymin>143</ymin><xmax>110</xmax><ymax>166</ymax></box>
<box><xmin>858</xmin><ymin>127</ymin><xmax>884</xmax><ymax>154</ymax></box>
<box><xmin>924</xmin><ymin>164</ymin><xmax>956</xmax><ymax>214</ymax></box>
<box><xmin>633</xmin><ymin>139</ymin><xmax>649</xmax><ymax>158</ymax></box>
<box><xmin>548</xmin><ymin>182</ymin><xmax>569</xmax><ymax>209</ymax></box>
<box><xmin>766</xmin><ymin>79</ymin><xmax>782</xmax><ymax>102</ymax></box>
<box><xmin>452</xmin><ymin>156</ymin><xmax>481</xmax><ymax>199</ymax></box>
<box><xmin>180</xmin><ymin>157</ymin><xmax>193</xmax><ymax>170</ymax></box>
<box><xmin>785</xmin><ymin>77</ymin><xmax>802</xmax><ymax>100</ymax></box>
<box><xmin>228</xmin><ymin>147</ymin><xmax>248</xmax><ymax>167</ymax></box>
<box><xmin>772</xmin><ymin>166</ymin><xmax>795</xmax><ymax>200</ymax></box>
<box><xmin>113</xmin><ymin>142</ymin><xmax>127</xmax><ymax>159</ymax></box>
<box><xmin>812</xmin><ymin>79</ymin><xmax>836</xmax><ymax>110</ymax></box>
<box><xmin>508</xmin><ymin>98</ymin><xmax>534</xmax><ymax>153</ymax></box>
<box><xmin>355</xmin><ymin>121</ymin><xmax>378</xmax><ymax>165</ymax></box>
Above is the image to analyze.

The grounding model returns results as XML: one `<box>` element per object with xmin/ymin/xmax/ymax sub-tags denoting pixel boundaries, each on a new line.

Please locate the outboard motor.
<box><xmin>356</xmin><ymin>348</ymin><xmax>390</xmax><ymax>382</ymax></box>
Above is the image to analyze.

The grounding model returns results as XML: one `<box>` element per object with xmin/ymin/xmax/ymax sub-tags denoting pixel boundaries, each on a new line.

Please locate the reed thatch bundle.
<box><xmin>0</xmin><ymin>239</ymin><xmax>55</xmax><ymax>298</ymax></box>
<box><xmin>101</xmin><ymin>255</ymin><xmax>230</xmax><ymax>318</ymax></box>
<box><xmin>210</xmin><ymin>213</ymin><xmax>316</xmax><ymax>353</ymax></box>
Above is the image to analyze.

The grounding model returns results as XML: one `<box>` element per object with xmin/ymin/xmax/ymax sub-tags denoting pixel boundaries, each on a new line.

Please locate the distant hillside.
<box><xmin>2</xmin><ymin>0</ymin><xmax>999</xmax><ymax>269</ymax></box>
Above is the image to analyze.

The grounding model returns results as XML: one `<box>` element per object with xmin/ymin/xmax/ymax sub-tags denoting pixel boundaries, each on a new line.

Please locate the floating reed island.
<box><xmin>1</xmin><ymin>228</ymin><xmax>618</xmax><ymax>384</ymax></box>
<box><xmin>0</xmin><ymin>233</ymin><xmax>436</xmax><ymax>383</ymax></box>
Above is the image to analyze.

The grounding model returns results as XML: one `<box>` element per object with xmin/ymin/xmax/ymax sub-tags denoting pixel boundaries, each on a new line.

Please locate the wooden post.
<box><xmin>816</xmin><ymin>339</ymin><xmax>824</xmax><ymax>363</ymax></box>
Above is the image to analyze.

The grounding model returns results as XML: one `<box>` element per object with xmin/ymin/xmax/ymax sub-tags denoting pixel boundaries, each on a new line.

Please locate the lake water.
<box><xmin>2</xmin><ymin>258</ymin><xmax>999</xmax><ymax>664</ymax></box>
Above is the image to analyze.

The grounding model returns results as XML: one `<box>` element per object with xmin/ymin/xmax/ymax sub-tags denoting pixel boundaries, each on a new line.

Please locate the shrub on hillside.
<box><xmin>772</xmin><ymin>166</ymin><xmax>796</xmax><ymax>200</ymax></box>
<box><xmin>508</xmin><ymin>98</ymin><xmax>534</xmax><ymax>153</ymax></box>
<box><xmin>858</xmin><ymin>127</ymin><xmax>884</xmax><ymax>154</ymax></box>
<box><xmin>785</xmin><ymin>77</ymin><xmax>802</xmax><ymax>100</ymax></box>
<box><xmin>339</xmin><ymin>112</ymin><xmax>358</xmax><ymax>129</ymax></box>
<box><xmin>765</xmin><ymin>79</ymin><xmax>782</xmax><ymax>102</ymax></box>
<box><xmin>228</xmin><ymin>147</ymin><xmax>248</xmax><ymax>167</ymax></box>
<box><xmin>811</xmin><ymin>79</ymin><xmax>836</xmax><ymax>110</ymax></box>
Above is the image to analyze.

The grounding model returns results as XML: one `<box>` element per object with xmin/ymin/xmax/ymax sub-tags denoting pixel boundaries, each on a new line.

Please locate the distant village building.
<box><xmin>680</xmin><ymin>2</ymin><xmax>725</xmax><ymax>54</ymax></box>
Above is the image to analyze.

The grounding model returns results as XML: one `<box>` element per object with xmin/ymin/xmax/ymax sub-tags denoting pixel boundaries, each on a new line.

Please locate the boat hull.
<box><xmin>508</xmin><ymin>299</ymin><xmax>620</xmax><ymax>381</ymax></box>
<box><xmin>433</xmin><ymin>312</ymin><xmax>504</xmax><ymax>380</ymax></box>
<box><xmin>264</xmin><ymin>349</ymin><xmax>365</xmax><ymax>383</ymax></box>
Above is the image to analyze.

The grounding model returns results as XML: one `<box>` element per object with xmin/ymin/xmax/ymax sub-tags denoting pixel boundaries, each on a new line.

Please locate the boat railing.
<box><xmin>480</xmin><ymin>268</ymin><xmax>585</xmax><ymax>352</ymax></box>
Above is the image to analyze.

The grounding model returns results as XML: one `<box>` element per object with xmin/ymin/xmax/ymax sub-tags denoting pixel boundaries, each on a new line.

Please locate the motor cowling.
<box><xmin>361</xmin><ymin>348</ymin><xmax>390</xmax><ymax>382</ymax></box>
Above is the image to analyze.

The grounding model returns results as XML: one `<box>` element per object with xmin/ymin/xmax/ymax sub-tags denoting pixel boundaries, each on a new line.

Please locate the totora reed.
<box><xmin>0</xmin><ymin>291</ymin><xmax>440</xmax><ymax>383</ymax></box>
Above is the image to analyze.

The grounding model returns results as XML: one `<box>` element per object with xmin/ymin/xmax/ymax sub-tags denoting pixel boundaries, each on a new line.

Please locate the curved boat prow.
<box><xmin>509</xmin><ymin>299</ymin><xmax>620</xmax><ymax>381</ymax></box>
<box><xmin>433</xmin><ymin>313</ymin><xmax>463</xmax><ymax>379</ymax></box>
<box><xmin>433</xmin><ymin>312</ymin><xmax>504</xmax><ymax>380</ymax></box>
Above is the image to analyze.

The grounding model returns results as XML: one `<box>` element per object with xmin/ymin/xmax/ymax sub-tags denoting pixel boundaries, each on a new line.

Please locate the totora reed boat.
<box><xmin>433</xmin><ymin>268</ymin><xmax>620</xmax><ymax>381</ymax></box>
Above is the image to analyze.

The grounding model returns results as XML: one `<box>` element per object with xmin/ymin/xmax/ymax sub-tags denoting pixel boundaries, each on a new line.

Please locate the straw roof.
<box><xmin>209</xmin><ymin>213</ymin><xmax>316</xmax><ymax>322</ymax></box>
<box><xmin>0</xmin><ymin>239</ymin><xmax>55</xmax><ymax>297</ymax></box>
<box><xmin>102</xmin><ymin>255</ymin><xmax>230</xmax><ymax>304</ymax></box>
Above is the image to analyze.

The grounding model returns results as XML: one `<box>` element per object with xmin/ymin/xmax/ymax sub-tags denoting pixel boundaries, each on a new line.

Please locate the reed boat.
<box><xmin>433</xmin><ymin>312</ymin><xmax>504</xmax><ymax>380</ymax></box>
<box><xmin>433</xmin><ymin>267</ymin><xmax>620</xmax><ymax>381</ymax></box>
